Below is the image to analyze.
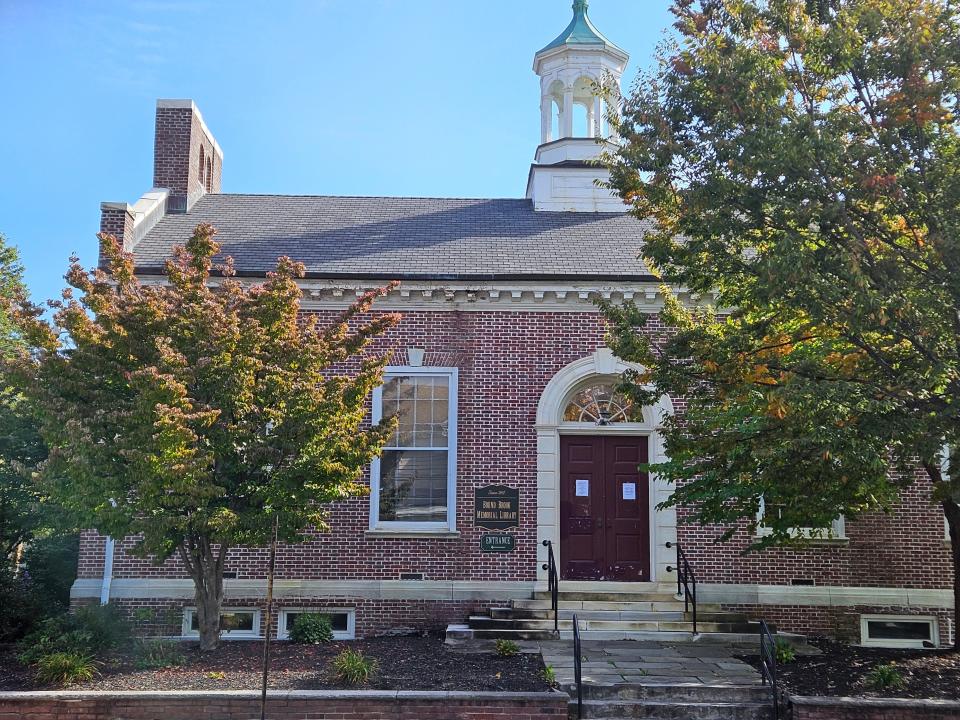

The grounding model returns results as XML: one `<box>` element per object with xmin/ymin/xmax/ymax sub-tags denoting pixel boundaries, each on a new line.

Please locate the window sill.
<box><xmin>755</xmin><ymin>533</ymin><xmax>849</xmax><ymax>547</ymax></box>
<box><xmin>365</xmin><ymin>529</ymin><xmax>461</xmax><ymax>539</ymax></box>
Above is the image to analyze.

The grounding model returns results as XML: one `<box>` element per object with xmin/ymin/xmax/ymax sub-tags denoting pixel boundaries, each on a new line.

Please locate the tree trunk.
<box><xmin>179</xmin><ymin>536</ymin><xmax>228</xmax><ymax>652</ymax></box>
<box><xmin>944</xmin><ymin>497</ymin><xmax>960</xmax><ymax>650</ymax></box>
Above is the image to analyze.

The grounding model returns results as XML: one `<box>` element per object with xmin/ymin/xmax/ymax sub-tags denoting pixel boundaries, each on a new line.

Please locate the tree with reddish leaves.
<box><xmin>7</xmin><ymin>224</ymin><xmax>399</xmax><ymax>651</ymax></box>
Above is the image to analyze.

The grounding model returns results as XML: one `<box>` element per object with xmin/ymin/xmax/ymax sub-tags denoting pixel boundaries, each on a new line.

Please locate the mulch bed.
<box><xmin>739</xmin><ymin>638</ymin><xmax>960</xmax><ymax>700</ymax></box>
<box><xmin>0</xmin><ymin>636</ymin><xmax>552</xmax><ymax>693</ymax></box>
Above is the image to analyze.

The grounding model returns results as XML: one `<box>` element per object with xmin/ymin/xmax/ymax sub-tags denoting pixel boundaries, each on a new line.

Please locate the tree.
<box><xmin>0</xmin><ymin>234</ymin><xmax>49</xmax><ymax>563</ymax></box>
<box><xmin>601</xmin><ymin>0</ymin><xmax>960</xmax><ymax>646</ymax></box>
<box><xmin>7</xmin><ymin>224</ymin><xmax>399</xmax><ymax>650</ymax></box>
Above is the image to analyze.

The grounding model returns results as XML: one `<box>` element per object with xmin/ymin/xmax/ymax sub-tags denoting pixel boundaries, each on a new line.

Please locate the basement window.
<box><xmin>860</xmin><ymin>615</ymin><xmax>938</xmax><ymax>648</ymax></box>
<box><xmin>278</xmin><ymin>608</ymin><xmax>355</xmax><ymax>640</ymax></box>
<box><xmin>181</xmin><ymin>608</ymin><xmax>260</xmax><ymax>639</ymax></box>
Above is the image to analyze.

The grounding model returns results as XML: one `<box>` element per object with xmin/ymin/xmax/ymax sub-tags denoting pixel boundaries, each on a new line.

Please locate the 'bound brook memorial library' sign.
<box><xmin>474</xmin><ymin>485</ymin><xmax>520</xmax><ymax>530</ymax></box>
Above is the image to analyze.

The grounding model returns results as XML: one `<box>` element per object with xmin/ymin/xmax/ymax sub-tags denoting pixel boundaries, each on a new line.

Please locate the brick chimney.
<box><xmin>153</xmin><ymin>99</ymin><xmax>223</xmax><ymax>213</ymax></box>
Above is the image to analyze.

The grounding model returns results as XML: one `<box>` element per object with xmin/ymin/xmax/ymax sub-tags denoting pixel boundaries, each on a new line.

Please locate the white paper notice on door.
<box><xmin>575</xmin><ymin>479</ymin><xmax>589</xmax><ymax>497</ymax></box>
<box><xmin>622</xmin><ymin>482</ymin><xmax>637</xmax><ymax>500</ymax></box>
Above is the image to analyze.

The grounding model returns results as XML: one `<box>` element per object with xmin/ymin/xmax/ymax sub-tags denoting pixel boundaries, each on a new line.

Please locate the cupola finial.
<box><xmin>573</xmin><ymin>0</ymin><xmax>589</xmax><ymax>13</ymax></box>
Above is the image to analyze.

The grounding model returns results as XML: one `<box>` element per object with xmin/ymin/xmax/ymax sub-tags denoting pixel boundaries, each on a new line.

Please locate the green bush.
<box><xmin>541</xmin><ymin>664</ymin><xmax>557</xmax><ymax>685</ymax></box>
<box><xmin>133</xmin><ymin>638</ymin><xmax>187</xmax><ymax>670</ymax></box>
<box><xmin>866</xmin><ymin>663</ymin><xmax>905</xmax><ymax>691</ymax></box>
<box><xmin>21</xmin><ymin>534</ymin><xmax>79</xmax><ymax>607</ymax></box>
<box><xmin>289</xmin><ymin>614</ymin><xmax>334</xmax><ymax>644</ymax></box>
<box><xmin>773</xmin><ymin>637</ymin><xmax>796</xmax><ymax>664</ymax></box>
<box><xmin>331</xmin><ymin>648</ymin><xmax>378</xmax><ymax>685</ymax></box>
<box><xmin>34</xmin><ymin>652</ymin><xmax>99</xmax><ymax>686</ymax></box>
<box><xmin>494</xmin><ymin>639</ymin><xmax>520</xmax><ymax>657</ymax></box>
<box><xmin>17</xmin><ymin>603</ymin><xmax>130</xmax><ymax>666</ymax></box>
<box><xmin>0</xmin><ymin>566</ymin><xmax>48</xmax><ymax>642</ymax></box>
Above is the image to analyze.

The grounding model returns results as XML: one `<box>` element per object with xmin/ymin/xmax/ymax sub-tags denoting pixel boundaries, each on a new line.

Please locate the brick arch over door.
<box><xmin>534</xmin><ymin>348</ymin><xmax>677</xmax><ymax>585</ymax></box>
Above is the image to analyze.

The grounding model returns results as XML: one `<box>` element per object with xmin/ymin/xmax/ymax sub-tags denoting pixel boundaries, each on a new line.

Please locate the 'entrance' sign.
<box><xmin>474</xmin><ymin>485</ymin><xmax>520</xmax><ymax>530</ymax></box>
<box><xmin>480</xmin><ymin>533</ymin><xmax>516</xmax><ymax>553</ymax></box>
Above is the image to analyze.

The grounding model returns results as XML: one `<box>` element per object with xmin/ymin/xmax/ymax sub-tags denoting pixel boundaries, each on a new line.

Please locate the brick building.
<box><xmin>74</xmin><ymin>1</ymin><xmax>954</xmax><ymax>647</ymax></box>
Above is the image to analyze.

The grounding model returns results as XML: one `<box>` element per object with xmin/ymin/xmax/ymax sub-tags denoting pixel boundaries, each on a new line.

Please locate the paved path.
<box><xmin>538</xmin><ymin>639</ymin><xmax>764</xmax><ymax>687</ymax></box>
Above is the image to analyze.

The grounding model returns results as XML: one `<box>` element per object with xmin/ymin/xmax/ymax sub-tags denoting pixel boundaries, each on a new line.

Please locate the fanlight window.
<box><xmin>563</xmin><ymin>383</ymin><xmax>641</xmax><ymax>424</ymax></box>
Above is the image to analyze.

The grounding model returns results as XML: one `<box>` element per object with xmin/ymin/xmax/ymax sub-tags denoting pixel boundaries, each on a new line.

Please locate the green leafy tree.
<box><xmin>8</xmin><ymin>224</ymin><xmax>399</xmax><ymax>650</ymax></box>
<box><xmin>602</xmin><ymin>0</ymin><xmax>960</xmax><ymax>646</ymax></box>
<box><xmin>0</xmin><ymin>234</ymin><xmax>49</xmax><ymax>562</ymax></box>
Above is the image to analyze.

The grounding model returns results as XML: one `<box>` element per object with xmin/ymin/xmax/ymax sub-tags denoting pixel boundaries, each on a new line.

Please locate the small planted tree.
<box><xmin>602</xmin><ymin>0</ymin><xmax>960</xmax><ymax>645</ymax></box>
<box><xmin>8</xmin><ymin>224</ymin><xmax>399</xmax><ymax>650</ymax></box>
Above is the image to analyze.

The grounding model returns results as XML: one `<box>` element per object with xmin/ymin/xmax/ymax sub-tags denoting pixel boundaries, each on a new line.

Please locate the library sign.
<box><xmin>474</xmin><ymin>485</ymin><xmax>520</xmax><ymax>530</ymax></box>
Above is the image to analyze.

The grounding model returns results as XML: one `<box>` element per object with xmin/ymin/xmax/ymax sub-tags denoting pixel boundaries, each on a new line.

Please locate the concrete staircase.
<box><xmin>446</xmin><ymin>585</ymin><xmax>770</xmax><ymax>642</ymax></box>
<box><xmin>569</xmin><ymin>683</ymin><xmax>774</xmax><ymax>720</ymax></box>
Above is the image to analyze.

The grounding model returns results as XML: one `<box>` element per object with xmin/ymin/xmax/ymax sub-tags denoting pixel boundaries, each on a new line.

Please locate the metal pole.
<box><xmin>259</xmin><ymin>516</ymin><xmax>279</xmax><ymax>720</ymax></box>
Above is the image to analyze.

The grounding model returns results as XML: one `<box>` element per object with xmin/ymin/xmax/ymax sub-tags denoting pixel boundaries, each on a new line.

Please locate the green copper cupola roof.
<box><xmin>536</xmin><ymin>0</ymin><xmax>626</xmax><ymax>56</ymax></box>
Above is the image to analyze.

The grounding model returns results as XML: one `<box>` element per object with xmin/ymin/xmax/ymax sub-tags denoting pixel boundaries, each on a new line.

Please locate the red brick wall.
<box><xmin>72</xmin><ymin>307</ymin><xmax>954</xmax><ymax>636</ymax></box>
<box><xmin>789</xmin><ymin>696</ymin><xmax>960</xmax><ymax>719</ymax></box>
<box><xmin>0</xmin><ymin>691</ymin><xmax>567</xmax><ymax>720</ymax></box>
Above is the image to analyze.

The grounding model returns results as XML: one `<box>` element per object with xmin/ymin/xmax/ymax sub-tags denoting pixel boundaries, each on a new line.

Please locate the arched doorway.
<box><xmin>535</xmin><ymin>349</ymin><xmax>675</xmax><ymax>585</ymax></box>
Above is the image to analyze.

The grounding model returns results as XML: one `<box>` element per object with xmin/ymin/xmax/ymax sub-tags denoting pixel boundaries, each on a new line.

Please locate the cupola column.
<box><xmin>541</xmin><ymin>95</ymin><xmax>553</xmax><ymax>143</ymax></box>
<box><xmin>562</xmin><ymin>88</ymin><xmax>574</xmax><ymax>138</ymax></box>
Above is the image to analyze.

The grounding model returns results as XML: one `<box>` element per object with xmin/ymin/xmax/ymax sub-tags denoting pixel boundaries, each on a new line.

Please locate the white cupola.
<box><xmin>526</xmin><ymin>0</ymin><xmax>629</xmax><ymax>212</ymax></box>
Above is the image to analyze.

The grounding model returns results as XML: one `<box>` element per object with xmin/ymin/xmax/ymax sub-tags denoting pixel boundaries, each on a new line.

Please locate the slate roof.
<box><xmin>131</xmin><ymin>194</ymin><xmax>653</xmax><ymax>280</ymax></box>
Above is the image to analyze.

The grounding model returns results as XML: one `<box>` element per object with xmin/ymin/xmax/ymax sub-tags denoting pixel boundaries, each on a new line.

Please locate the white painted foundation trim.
<box><xmin>71</xmin><ymin>578</ymin><xmax>538</xmax><ymax>602</ymax></box>
<box><xmin>696</xmin><ymin>583</ymin><xmax>954</xmax><ymax>609</ymax></box>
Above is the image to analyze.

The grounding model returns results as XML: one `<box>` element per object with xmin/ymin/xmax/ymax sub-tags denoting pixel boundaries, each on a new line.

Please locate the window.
<box><xmin>182</xmin><ymin>608</ymin><xmax>260</xmax><ymax>639</ymax></box>
<box><xmin>861</xmin><ymin>615</ymin><xmax>938</xmax><ymax>648</ymax></box>
<box><xmin>198</xmin><ymin>145</ymin><xmax>205</xmax><ymax>188</ymax></box>
<box><xmin>756</xmin><ymin>497</ymin><xmax>846</xmax><ymax>540</ymax></box>
<box><xmin>563</xmin><ymin>382</ymin><xmax>641</xmax><ymax>424</ymax></box>
<box><xmin>205</xmin><ymin>155</ymin><xmax>213</xmax><ymax>192</ymax></box>
<box><xmin>370</xmin><ymin>367</ymin><xmax>458</xmax><ymax>530</ymax></box>
<box><xmin>278</xmin><ymin>608</ymin><xmax>355</xmax><ymax>640</ymax></box>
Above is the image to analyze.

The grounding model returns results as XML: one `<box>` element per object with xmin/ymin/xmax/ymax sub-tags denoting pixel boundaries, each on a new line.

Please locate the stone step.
<box><xmin>535</xmin><ymin>591</ymin><xmax>683</xmax><ymax>603</ymax></box>
<box><xmin>574</xmin><ymin>683</ymin><xmax>772</xmax><ymax>703</ymax></box>
<box><xmin>446</xmin><ymin>624</ymin><xmax>770</xmax><ymax>644</ymax></box>
<box><xmin>494</xmin><ymin>607</ymin><xmax>688</xmax><ymax>622</ymax></box>
<box><xmin>572</xmin><ymin>699</ymin><xmax>772</xmax><ymax>719</ymax></box>
<box><xmin>468</xmin><ymin>616</ymin><xmax>759</xmax><ymax>634</ymax></box>
<box><xmin>514</xmin><ymin>599</ymin><xmax>713</xmax><ymax>613</ymax></box>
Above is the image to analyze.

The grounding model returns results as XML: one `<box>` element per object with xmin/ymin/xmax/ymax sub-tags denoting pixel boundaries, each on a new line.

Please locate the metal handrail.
<box><xmin>572</xmin><ymin>612</ymin><xmax>583</xmax><ymax>720</ymax></box>
<box><xmin>541</xmin><ymin>539</ymin><xmax>559</xmax><ymax>635</ymax></box>
<box><xmin>665</xmin><ymin>541</ymin><xmax>698</xmax><ymax>635</ymax></box>
<box><xmin>759</xmin><ymin>619</ymin><xmax>780</xmax><ymax>719</ymax></box>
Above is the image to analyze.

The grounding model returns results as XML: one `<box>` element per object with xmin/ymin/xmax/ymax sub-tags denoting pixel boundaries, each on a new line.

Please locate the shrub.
<box><xmin>133</xmin><ymin>638</ymin><xmax>187</xmax><ymax>670</ymax></box>
<box><xmin>541</xmin><ymin>664</ymin><xmax>557</xmax><ymax>685</ymax></box>
<box><xmin>34</xmin><ymin>652</ymin><xmax>98</xmax><ymax>686</ymax></box>
<box><xmin>21</xmin><ymin>534</ymin><xmax>79</xmax><ymax>607</ymax></box>
<box><xmin>494</xmin><ymin>639</ymin><xmax>520</xmax><ymax>657</ymax></box>
<box><xmin>17</xmin><ymin>603</ymin><xmax>130</xmax><ymax>666</ymax></box>
<box><xmin>0</xmin><ymin>566</ymin><xmax>48</xmax><ymax>642</ymax></box>
<box><xmin>866</xmin><ymin>663</ymin><xmax>905</xmax><ymax>691</ymax></box>
<box><xmin>331</xmin><ymin>648</ymin><xmax>378</xmax><ymax>685</ymax></box>
<box><xmin>288</xmin><ymin>613</ymin><xmax>334</xmax><ymax>644</ymax></box>
<box><xmin>773</xmin><ymin>637</ymin><xmax>796</xmax><ymax>664</ymax></box>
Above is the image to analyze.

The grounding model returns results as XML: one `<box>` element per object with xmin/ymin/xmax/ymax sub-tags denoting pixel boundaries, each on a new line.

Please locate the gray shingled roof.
<box><xmin>131</xmin><ymin>194</ymin><xmax>652</xmax><ymax>280</ymax></box>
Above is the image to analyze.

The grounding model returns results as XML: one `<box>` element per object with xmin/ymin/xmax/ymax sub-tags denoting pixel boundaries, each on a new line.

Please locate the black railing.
<box><xmin>665</xmin><ymin>541</ymin><xmax>698</xmax><ymax>635</ymax></box>
<box><xmin>759</xmin><ymin>620</ymin><xmax>781</xmax><ymax>719</ymax></box>
<box><xmin>542</xmin><ymin>539</ymin><xmax>559</xmax><ymax>635</ymax></box>
<box><xmin>572</xmin><ymin>612</ymin><xmax>583</xmax><ymax>720</ymax></box>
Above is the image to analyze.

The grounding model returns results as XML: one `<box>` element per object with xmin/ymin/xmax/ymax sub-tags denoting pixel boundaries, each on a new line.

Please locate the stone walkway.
<box><xmin>538</xmin><ymin>639</ymin><xmax>764</xmax><ymax>686</ymax></box>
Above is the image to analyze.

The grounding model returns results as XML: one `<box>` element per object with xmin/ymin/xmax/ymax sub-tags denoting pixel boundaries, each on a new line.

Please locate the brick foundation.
<box><xmin>0</xmin><ymin>690</ymin><xmax>567</xmax><ymax>720</ymax></box>
<box><xmin>789</xmin><ymin>695</ymin><xmax>960</xmax><ymax>719</ymax></box>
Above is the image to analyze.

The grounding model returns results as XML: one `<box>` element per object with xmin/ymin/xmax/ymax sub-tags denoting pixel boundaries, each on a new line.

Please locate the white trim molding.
<box><xmin>534</xmin><ymin>348</ymin><xmax>676</xmax><ymax>585</ymax></box>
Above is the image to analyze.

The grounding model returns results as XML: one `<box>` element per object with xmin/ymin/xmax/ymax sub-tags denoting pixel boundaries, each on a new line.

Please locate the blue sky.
<box><xmin>0</xmin><ymin>0</ymin><xmax>673</xmax><ymax>302</ymax></box>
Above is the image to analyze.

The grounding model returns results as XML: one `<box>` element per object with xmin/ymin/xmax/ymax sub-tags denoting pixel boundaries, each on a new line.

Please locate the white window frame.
<box><xmin>181</xmin><ymin>607</ymin><xmax>261</xmax><ymax>639</ymax></box>
<box><xmin>277</xmin><ymin>607</ymin><xmax>356</xmax><ymax>640</ymax></box>
<box><xmin>756</xmin><ymin>497</ymin><xmax>846</xmax><ymax>540</ymax></box>
<box><xmin>369</xmin><ymin>366</ymin><xmax>458</xmax><ymax>532</ymax></box>
<box><xmin>860</xmin><ymin>614</ymin><xmax>938</xmax><ymax>649</ymax></box>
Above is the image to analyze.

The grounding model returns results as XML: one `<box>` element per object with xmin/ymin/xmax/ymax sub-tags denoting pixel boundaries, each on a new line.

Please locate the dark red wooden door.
<box><xmin>559</xmin><ymin>435</ymin><xmax>649</xmax><ymax>581</ymax></box>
